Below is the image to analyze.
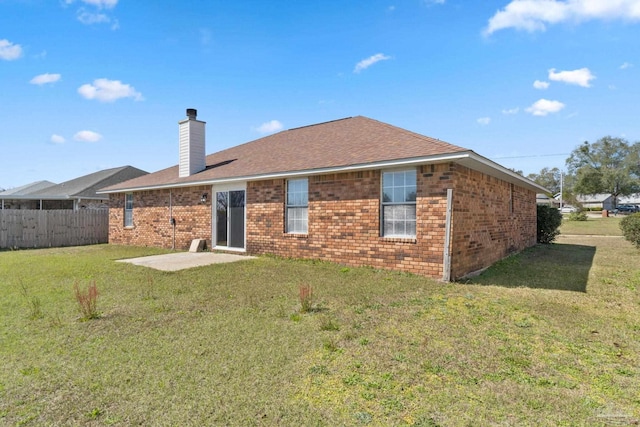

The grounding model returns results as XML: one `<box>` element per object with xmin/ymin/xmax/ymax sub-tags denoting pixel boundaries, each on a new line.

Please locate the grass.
<box><xmin>560</xmin><ymin>214</ymin><xmax>623</xmax><ymax>236</ymax></box>
<box><xmin>0</xmin><ymin>223</ymin><xmax>638</xmax><ymax>426</ymax></box>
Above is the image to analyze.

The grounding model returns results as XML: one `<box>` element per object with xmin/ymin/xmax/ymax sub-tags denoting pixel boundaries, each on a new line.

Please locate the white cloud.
<box><xmin>78</xmin><ymin>78</ymin><xmax>143</xmax><ymax>102</ymax></box>
<box><xmin>257</xmin><ymin>120</ymin><xmax>284</xmax><ymax>134</ymax></box>
<box><xmin>620</xmin><ymin>62</ymin><xmax>633</xmax><ymax>69</ymax></box>
<box><xmin>77</xmin><ymin>10</ymin><xmax>110</xmax><ymax>24</ymax></box>
<box><xmin>477</xmin><ymin>117</ymin><xmax>491</xmax><ymax>125</ymax></box>
<box><xmin>30</xmin><ymin>73</ymin><xmax>62</xmax><ymax>85</ymax></box>
<box><xmin>354</xmin><ymin>53</ymin><xmax>391</xmax><ymax>73</ymax></box>
<box><xmin>533</xmin><ymin>80</ymin><xmax>550</xmax><ymax>89</ymax></box>
<box><xmin>502</xmin><ymin>107</ymin><xmax>520</xmax><ymax>114</ymax></box>
<box><xmin>526</xmin><ymin>98</ymin><xmax>565</xmax><ymax>116</ymax></box>
<box><xmin>51</xmin><ymin>134</ymin><xmax>66</xmax><ymax>144</ymax></box>
<box><xmin>65</xmin><ymin>0</ymin><xmax>118</xmax><ymax>8</ymax></box>
<box><xmin>484</xmin><ymin>0</ymin><xmax>640</xmax><ymax>35</ymax></box>
<box><xmin>548</xmin><ymin>67</ymin><xmax>595</xmax><ymax>87</ymax></box>
<box><xmin>81</xmin><ymin>0</ymin><xmax>118</xmax><ymax>8</ymax></box>
<box><xmin>74</xmin><ymin>130</ymin><xmax>102</xmax><ymax>142</ymax></box>
<box><xmin>0</xmin><ymin>39</ymin><xmax>23</xmax><ymax>61</ymax></box>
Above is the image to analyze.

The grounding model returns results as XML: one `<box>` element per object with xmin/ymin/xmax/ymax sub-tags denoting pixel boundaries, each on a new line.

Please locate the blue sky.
<box><xmin>1</xmin><ymin>0</ymin><xmax>639</xmax><ymax>189</ymax></box>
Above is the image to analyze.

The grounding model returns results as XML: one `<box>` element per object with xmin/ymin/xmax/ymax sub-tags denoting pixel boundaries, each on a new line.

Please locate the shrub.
<box><xmin>537</xmin><ymin>205</ymin><xmax>562</xmax><ymax>244</ymax></box>
<box><xmin>620</xmin><ymin>213</ymin><xmax>640</xmax><ymax>249</ymax></box>
<box><xmin>73</xmin><ymin>281</ymin><xmax>100</xmax><ymax>320</ymax></box>
<box><xmin>299</xmin><ymin>284</ymin><xmax>314</xmax><ymax>313</ymax></box>
<box><xmin>567</xmin><ymin>211</ymin><xmax>588</xmax><ymax>221</ymax></box>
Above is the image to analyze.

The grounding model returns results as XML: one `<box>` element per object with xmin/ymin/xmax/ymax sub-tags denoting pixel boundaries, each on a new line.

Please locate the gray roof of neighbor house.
<box><xmin>619</xmin><ymin>194</ymin><xmax>640</xmax><ymax>204</ymax></box>
<box><xmin>100</xmin><ymin>116</ymin><xmax>548</xmax><ymax>194</ymax></box>
<box><xmin>1</xmin><ymin>166</ymin><xmax>148</xmax><ymax>201</ymax></box>
<box><xmin>0</xmin><ymin>180</ymin><xmax>57</xmax><ymax>196</ymax></box>
<box><xmin>576</xmin><ymin>193</ymin><xmax>615</xmax><ymax>203</ymax></box>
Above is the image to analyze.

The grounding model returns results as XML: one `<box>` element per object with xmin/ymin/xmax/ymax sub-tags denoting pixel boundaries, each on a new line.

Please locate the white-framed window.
<box><xmin>286</xmin><ymin>178</ymin><xmax>308</xmax><ymax>234</ymax></box>
<box><xmin>124</xmin><ymin>193</ymin><xmax>134</xmax><ymax>227</ymax></box>
<box><xmin>382</xmin><ymin>170</ymin><xmax>417</xmax><ymax>238</ymax></box>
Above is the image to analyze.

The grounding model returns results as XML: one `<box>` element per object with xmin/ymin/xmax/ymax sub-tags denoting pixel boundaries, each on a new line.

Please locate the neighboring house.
<box><xmin>0</xmin><ymin>166</ymin><xmax>148</xmax><ymax>210</ymax></box>
<box><xmin>618</xmin><ymin>194</ymin><xmax>640</xmax><ymax>207</ymax></box>
<box><xmin>100</xmin><ymin>110</ymin><xmax>547</xmax><ymax>281</ymax></box>
<box><xmin>576</xmin><ymin>193</ymin><xmax>616</xmax><ymax>211</ymax></box>
<box><xmin>536</xmin><ymin>193</ymin><xmax>555</xmax><ymax>206</ymax></box>
<box><xmin>0</xmin><ymin>181</ymin><xmax>57</xmax><ymax>209</ymax></box>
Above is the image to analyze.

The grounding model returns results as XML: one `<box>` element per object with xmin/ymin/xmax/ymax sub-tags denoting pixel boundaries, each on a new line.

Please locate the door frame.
<box><xmin>212</xmin><ymin>182</ymin><xmax>247</xmax><ymax>252</ymax></box>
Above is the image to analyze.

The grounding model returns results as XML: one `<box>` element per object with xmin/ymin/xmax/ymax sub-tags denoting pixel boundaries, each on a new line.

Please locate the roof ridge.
<box><xmin>286</xmin><ymin>116</ymin><xmax>353</xmax><ymax>132</ymax></box>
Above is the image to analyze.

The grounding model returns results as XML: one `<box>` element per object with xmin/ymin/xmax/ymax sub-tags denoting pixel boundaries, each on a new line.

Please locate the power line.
<box><xmin>492</xmin><ymin>153</ymin><xmax>570</xmax><ymax>160</ymax></box>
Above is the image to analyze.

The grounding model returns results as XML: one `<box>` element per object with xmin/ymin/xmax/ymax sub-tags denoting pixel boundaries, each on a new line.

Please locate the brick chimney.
<box><xmin>178</xmin><ymin>108</ymin><xmax>206</xmax><ymax>178</ymax></box>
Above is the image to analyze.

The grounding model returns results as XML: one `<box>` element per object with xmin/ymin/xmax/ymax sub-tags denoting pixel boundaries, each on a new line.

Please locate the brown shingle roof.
<box><xmin>102</xmin><ymin>116</ymin><xmax>470</xmax><ymax>192</ymax></box>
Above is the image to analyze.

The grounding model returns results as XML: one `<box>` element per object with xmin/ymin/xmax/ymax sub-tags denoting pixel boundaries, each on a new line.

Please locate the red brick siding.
<box><xmin>449</xmin><ymin>165</ymin><xmax>536</xmax><ymax>279</ymax></box>
<box><xmin>108</xmin><ymin>186</ymin><xmax>211</xmax><ymax>249</ymax></box>
<box><xmin>107</xmin><ymin>163</ymin><xmax>537</xmax><ymax>280</ymax></box>
<box><xmin>246</xmin><ymin>167</ymin><xmax>450</xmax><ymax>277</ymax></box>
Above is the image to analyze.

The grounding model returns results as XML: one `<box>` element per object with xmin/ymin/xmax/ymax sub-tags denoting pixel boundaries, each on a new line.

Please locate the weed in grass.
<box><xmin>359</xmin><ymin>338</ymin><xmax>369</xmax><ymax>346</ymax></box>
<box><xmin>322</xmin><ymin>337</ymin><xmax>339</xmax><ymax>353</ymax></box>
<box><xmin>318</xmin><ymin>315</ymin><xmax>340</xmax><ymax>331</ymax></box>
<box><xmin>73</xmin><ymin>281</ymin><xmax>100</xmax><ymax>320</ymax></box>
<box><xmin>48</xmin><ymin>312</ymin><xmax>63</xmax><ymax>328</ymax></box>
<box><xmin>343</xmin><ymin>373</ymin><xmax>363</xmax><ymax>386</ymax></box>
<box><xmin>19</xmin><ymin>283</ymin><xmax>44</xmax><ymax>320</ymax></box>
<box><xmin>289</xmin><ymin>312</ymin><xmax>302</xmax><ymax>322</ymax></box>
<box><xmin>308</xmin><ymin>365</ymin><xmax>330</xmax><ymax>375</ymax></box>
<box><xmin>299</xmin><ymin>284</ymin><xmax>314</xmax><ymax>313</ymax></box>
<box><xmin>87</xmin><ymin>408</ymin><xmax>103</xmax><ymax>420</ymax></box>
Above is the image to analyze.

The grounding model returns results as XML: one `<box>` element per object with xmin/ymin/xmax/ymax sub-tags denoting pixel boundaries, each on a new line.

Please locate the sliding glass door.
<box><xmin>214</xmin><ymin>186</ymin><xmax>246</xmax><ymax>250</ymax></box>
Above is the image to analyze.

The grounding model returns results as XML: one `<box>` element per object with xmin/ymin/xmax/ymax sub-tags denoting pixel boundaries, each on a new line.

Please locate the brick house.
<box><xmin>100</xmin><ymin>109</ymin><xmax>546</xmax><ymax>281</ymax></box>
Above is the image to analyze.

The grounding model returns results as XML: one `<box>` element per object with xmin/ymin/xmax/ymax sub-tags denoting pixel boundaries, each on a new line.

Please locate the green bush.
<box><xmin>620</xmin><ymin>213</ymin><xmax>640</xmax><ymax>249</ymax></box>
<box><xmin>567</xmin><ymin>211</ymin><xmax>588</xmax><ymax>221</ymax></box>
<box><xmin>537</xmin><ymin>205</ymin><xmax>562</xmax><ymax>244</ymax></box>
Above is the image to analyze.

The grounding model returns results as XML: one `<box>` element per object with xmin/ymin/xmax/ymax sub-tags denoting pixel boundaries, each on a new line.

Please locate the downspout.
<box><xmin>170</xmin><ymin>189</ymin><xmax>175</xmax><ymax>250</ymax></box>
<box><xmin>442</xmin><ymin>188</ymin><xmax>453</xmax><ymax>282</ymax></box>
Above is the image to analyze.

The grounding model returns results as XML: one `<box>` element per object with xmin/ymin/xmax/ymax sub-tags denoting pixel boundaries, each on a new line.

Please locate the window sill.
<box><xmin>380</xmin><ymin>236</ymin><xmax>417</xmax><ymax>244</ymax></box>
<box><xmin>124</xmin><ymin>226</ymin><xmax>135</xmax><ymax>230</ymax></box>
<box><xmin>284</xmin><ymin>233</ymin><xmax>309</xmax><ymax>239</ymax></box>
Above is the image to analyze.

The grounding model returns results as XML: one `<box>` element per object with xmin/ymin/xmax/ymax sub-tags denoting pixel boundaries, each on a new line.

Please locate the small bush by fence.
<box><xmin>0</xmin><ymin>209</ymin><xmax>108</xmax><ymax>249</ymax></box>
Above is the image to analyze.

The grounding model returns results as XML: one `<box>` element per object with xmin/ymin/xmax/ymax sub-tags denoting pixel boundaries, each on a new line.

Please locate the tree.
<box><xmin>566</xmin><ymin>136</ymin><xmax>640</xmax><ymax>208</ymax></box>
<box><xmin>527</xmin><ymin>167</ymin><xmax>562</xmax><ymax>195</ymax></box>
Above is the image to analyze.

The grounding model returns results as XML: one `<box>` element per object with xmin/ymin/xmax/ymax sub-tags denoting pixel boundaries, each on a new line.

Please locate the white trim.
<box><xmin>98</xmin><ymin>151</ymin><xmax>549</xmax><ymax>195</ymax></box>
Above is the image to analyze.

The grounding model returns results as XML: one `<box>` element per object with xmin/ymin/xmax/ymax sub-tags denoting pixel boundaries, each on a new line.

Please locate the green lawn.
<box><xmin>560</xmin><ymin>214</ymin><xmax>623</xmax><ymax>236</ymax></box>
<box><xmin>1</xmin><ymin>226</ymin><xmax>639</xmax><ymax>425</ymax></box>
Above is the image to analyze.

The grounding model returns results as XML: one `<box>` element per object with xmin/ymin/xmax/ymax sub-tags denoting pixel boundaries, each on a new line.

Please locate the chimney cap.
<box><xmin>186</xmin><ymin>108</ymin><xmax>197</xmax><ymax>120</ymax></box>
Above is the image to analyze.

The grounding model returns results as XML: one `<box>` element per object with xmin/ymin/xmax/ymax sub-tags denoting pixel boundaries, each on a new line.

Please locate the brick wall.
<box><xmin>107</xmin><ymin>163</ymin><xmax>537</xmax><ymax>280</ymax></box>
<box><xmin>246</xmin><ymin>166</ymin><xmax>451</xmax><ymax>277</ymax></box>
<box><xmin>448</xmin><ymin>165</ymin><xmax>536</xmax><ymax>279</ymax></box>
<box><xmin>108</xmin><ymin>186</ymin><xmax>211</xmax><ymax>249</ymax></box>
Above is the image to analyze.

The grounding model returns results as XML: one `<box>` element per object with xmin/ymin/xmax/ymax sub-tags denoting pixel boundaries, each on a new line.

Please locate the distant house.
<box><xmin>536</xmin><ymin>193</ymin><xmax>556</xmax><ymax>206</ymax></box>
<box><xmin>0</xmin><ymin>166</ymin><xmax>148</xmax><ymax>210</ymax></box>
<box><xmin>576</xmin><ymin>193</ymin><xmax>616</xmax><ymax>211</ymax></box>
<box><xmin>100</xmin><ymin>110</ymin><xmax>547</xmax><ymax>281</ymax></box>
<box><xmin>618</xmin><ymin>194</ymin><xmax>640</xmax><ymax>207</ymax></box>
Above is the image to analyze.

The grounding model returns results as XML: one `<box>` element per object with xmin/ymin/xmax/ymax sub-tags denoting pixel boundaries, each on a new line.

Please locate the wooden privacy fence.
<box><xmin>0</xmin><ymin>209</ymin><xmax>109</xmax><ymax>249</ymax></box>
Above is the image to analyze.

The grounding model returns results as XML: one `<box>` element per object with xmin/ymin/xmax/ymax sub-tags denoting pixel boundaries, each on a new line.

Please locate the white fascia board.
<box><xmin>460</xmin><ymin>152</ymin><xmax>550</xmax><ymax>194</ymax></box>
<box><xmin>97</xmin><ymin>150</ymin><xmax>548</xmax><ymax>194</ymax></box>
<box><xmin>0</xmin><ymin>195</ymin><xmax>71</xmax><ymax>200</ymax></box>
